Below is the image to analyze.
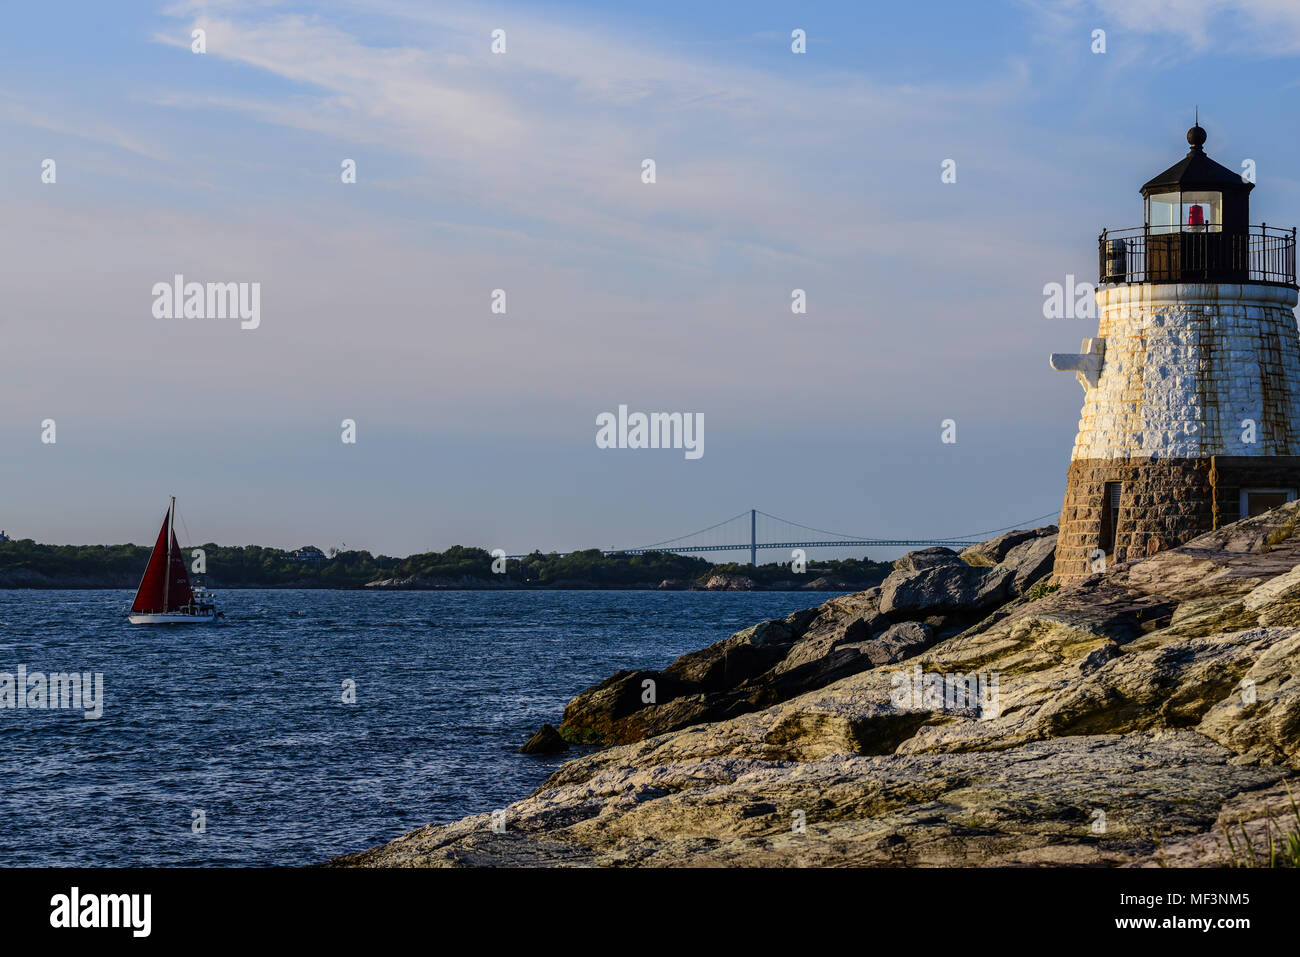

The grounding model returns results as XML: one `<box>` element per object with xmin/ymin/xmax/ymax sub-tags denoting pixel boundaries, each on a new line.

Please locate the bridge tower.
<box><xmin>1050</xmin><ymin>122</ymin><xmax>1300</xmax><ymax>582</ymax></box>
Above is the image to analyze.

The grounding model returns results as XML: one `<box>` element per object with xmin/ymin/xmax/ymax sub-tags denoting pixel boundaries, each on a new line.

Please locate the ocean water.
<box><xmin>0</xmin><ymin>588</ymin><xmax>837</xmax><ymax>866</ymax></box>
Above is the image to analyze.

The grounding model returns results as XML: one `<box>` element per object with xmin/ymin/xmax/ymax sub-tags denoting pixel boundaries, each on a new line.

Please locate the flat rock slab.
<box><xmin>331</xmin><ymin>731</ymin><xmax>1283</xmax><ymax>867</ymax></box>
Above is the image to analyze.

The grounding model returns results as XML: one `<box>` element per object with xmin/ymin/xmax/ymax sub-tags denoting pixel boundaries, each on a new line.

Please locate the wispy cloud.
<box><xmin>145</xmin><ymin>0</ymin><xmax>1037</xmax><ymax>272</ymax></box>
<box><xmin>1047</xmin><ymin>0</ymin><xmax>1300</xmax><ymax>54</ymax></box>
<box><xmin>0</xmin><ymin>90</ymin><xmax>169</xmax><ymax>161</ymax></box>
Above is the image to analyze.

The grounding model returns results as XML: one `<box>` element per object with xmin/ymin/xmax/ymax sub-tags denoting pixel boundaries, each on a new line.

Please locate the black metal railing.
<box><xmin>1098</xmin><ymin>224</ymin><xmax>1296</xmax><ymax>286</ymax></box>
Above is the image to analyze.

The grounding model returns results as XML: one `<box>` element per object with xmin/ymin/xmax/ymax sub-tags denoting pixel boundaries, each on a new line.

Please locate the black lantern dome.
<box><xmin>1099</xmin><ymin>123</ymin><xmax>1295</xmax><ymax>287</ymax></box>
<box><xmin>1139</xmin><ymin>124</ymin><xmax>1251</xmax><ymax>236</ymax></box>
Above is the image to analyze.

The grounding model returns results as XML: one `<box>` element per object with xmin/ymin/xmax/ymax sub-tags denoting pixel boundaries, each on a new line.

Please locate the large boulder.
<box><xmin>879</xmin><ymin>563</ymin><xmax>1014</xmax><ymax>616</ymax></box>
<box><xmin>960</xmin><ymin>525</ymin><xmax>1057</xmax><ymax>566</ymax></box>
<box><xmin>1002</xmin><ymin>533</ymin><xmax>1058</xmax><ymax>595</ymax></box>
<box><xmin>894</xmin><ymin>546</ymin><xmax>963</xmax><ymax>571</ymax></box>
<box><xmin>518</xmin><ymin>724</ymin><xmax>568</xmax><ymax>754</ymax></box>
<box><xmin>554</xmin><ymin>610</ymin><xmax>813</xmax><ymax>746</ymax></box>
<box><xmin>556</xmin><ymin>669</ymin><xmax>683</xmax><ymax>745</ymax></box>
<box><xmin>864</xmin><ymin>620</ymin><xmax>935</xmax><ymax>666</ymax></box>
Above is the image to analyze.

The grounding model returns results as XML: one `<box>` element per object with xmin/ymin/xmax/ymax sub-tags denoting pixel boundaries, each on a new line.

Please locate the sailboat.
<box><xmin>127</xmin><ymin>497</ymin><xmax>220</xmax><ymax>624</ymax></box>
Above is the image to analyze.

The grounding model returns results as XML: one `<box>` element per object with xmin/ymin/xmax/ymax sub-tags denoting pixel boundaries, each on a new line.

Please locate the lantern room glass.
<box><xmin>1148</xmin><ymin>191</ymin><xmax>1179</xmax><ymax>234</ymax></box>
<box><xmin>1147</xmin><ymin>190</ymin><xmax>1223</xmax><ymax>234</ymax></box>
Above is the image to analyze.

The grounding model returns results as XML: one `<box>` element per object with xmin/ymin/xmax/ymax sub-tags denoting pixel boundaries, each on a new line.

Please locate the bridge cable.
<box><xmin>754</xmin><ymin>508</ymin><xmax>1061</xmax><ymax>546</ymax></box>
<box><xmin>627</xmin><ymin>510</ymin><xmax>753</xmax><ymax>551</ymax></box>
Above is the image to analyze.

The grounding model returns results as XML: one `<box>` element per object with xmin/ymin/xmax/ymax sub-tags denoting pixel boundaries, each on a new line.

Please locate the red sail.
<box><xmin>130</xmin><ymin>511</ymin><xmax>194</xmax><ymax>613</ymax></box>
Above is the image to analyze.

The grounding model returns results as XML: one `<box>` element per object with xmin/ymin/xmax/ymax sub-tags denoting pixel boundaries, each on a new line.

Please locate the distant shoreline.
<box><xmin>0</xmin><ymin>540</ymin><xmax>891</xmax><ymax>593</ymax></box>
<box><xmin>0</xmin><ymin>581</ymin><xmax>855</xmax><ymax>593</ymax></box>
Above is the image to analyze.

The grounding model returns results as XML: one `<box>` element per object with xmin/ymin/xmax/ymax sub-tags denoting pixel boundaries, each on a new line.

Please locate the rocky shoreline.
<box><xmin>515</xmin><ymin>526</ymin><xmax>1057</xmax><ymax>752</ymax></box>
<box><xmin>330</xmin><ymin>505</ymin><xmax>1300</xmax><ymax>867</ymax></box>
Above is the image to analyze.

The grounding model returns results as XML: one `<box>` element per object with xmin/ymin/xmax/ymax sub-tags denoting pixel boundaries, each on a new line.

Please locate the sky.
<box><xmin>2</xmin><ymin>0</ymin><xmax>1299</xmax><ymax>560</ymax></box>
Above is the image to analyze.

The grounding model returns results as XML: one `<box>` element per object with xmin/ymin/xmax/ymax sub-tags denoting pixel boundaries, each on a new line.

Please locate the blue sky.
<box><xmin>2</xmin><ymin>0</ymin><xmax>1299</xmax><ymax>559</ymax></box>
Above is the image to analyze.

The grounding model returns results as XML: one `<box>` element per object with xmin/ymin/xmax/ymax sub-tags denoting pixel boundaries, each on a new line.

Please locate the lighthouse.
<box><xmin>1050</xmin><ymin>123</ymin><xmax>1299</xmax><ymax>581</ymax></box>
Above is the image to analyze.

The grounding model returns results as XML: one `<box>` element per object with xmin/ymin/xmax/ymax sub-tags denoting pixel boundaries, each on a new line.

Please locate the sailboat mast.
<box><xmin>164</xmin><ymin>495</ymin><xmax>175</xmax><ymax>611</ymax></box>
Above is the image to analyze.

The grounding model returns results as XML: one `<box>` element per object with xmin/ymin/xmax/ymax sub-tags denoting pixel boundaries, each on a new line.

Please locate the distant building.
<box><xmin>289</xmin><ymin>545</ymin><xmax>327</xmax><ymax>562</ymax></box>
<box><xmin>0</xmin><ymin>530</ymin><xmax>8</xmax><ymax>543</ymax></box>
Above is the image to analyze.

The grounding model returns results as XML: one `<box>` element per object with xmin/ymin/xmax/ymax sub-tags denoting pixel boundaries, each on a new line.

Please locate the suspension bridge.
<box><xmin>507</xmin><ymin>508</ymin><xmax>1060</xmax><ymax>564</ymax></box>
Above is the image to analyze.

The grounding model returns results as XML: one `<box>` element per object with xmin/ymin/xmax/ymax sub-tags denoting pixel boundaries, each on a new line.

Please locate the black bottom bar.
<box><xmin>0</xmin><ymin>866</ymin><xmax>1286</xmax><ymax>944</ymax></box>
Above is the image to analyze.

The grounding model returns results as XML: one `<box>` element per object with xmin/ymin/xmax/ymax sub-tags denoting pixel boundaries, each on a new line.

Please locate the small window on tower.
<box><xmin>1240</xmin><ymin>488</ymin><xmax>1297</xmax><ymax>519</ymax></box>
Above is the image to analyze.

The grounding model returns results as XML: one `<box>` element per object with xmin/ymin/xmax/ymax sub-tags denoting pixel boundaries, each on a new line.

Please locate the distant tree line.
<box><xmin>0</xmin><ymin>538</ymin><xmax>892</xmax><ymax>588</ymax></box>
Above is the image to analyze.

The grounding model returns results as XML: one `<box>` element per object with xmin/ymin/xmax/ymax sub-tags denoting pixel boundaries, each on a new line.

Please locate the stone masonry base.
<box><xmin>1053</xmin><ymin>455</ymin><xmax>1300</xmax><ymax>581</ymax></box>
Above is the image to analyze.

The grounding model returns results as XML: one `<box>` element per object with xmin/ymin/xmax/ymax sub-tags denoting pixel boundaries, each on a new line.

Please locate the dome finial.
<box><xmin>1188</xmin><ymin>109</ymin><xmax>1207</xmax><ymax>151</ymax></box>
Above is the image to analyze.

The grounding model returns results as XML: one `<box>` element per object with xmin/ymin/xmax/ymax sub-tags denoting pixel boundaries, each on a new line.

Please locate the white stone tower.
<box><xmin>1050</xmin><ymin>124</ymin><xmax>1299</xmax><ymax>581</ymax></box>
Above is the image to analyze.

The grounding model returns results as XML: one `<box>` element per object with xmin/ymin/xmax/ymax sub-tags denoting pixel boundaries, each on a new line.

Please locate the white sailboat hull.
<box><xmin>128</xmin><ymin>611</ymin><xmax>218</xmax><ymax>625</ymax></box>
